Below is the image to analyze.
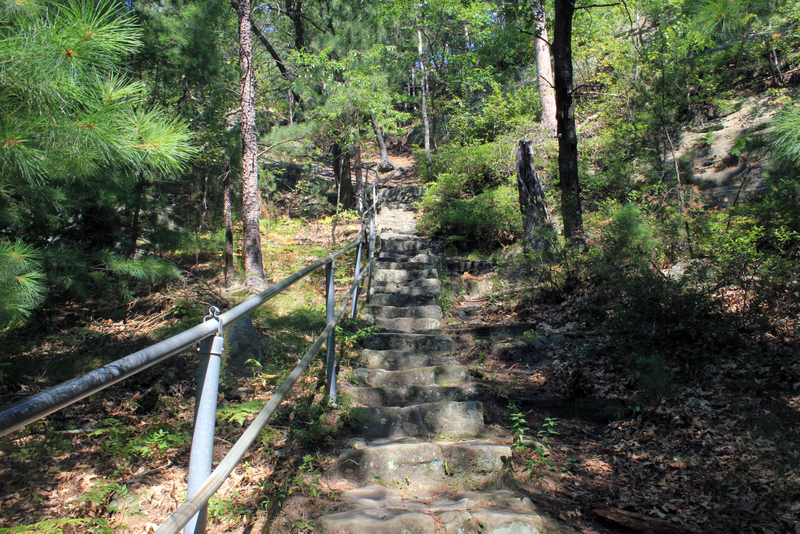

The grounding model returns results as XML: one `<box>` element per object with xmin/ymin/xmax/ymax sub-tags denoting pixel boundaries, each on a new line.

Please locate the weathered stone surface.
<box><xmin>369</xmin><ymin>292</ymin><xmax>438</xmax><ymax>307</ymax></box>
<box><xmin>453</xmin><ymin>491</ymin><xmax>536</xmax><ymax>512</ymax></box>
<box><xmin>223</xmin><ymin>316</ymin><xmax>261</xmax><ymax>373</ymax></box>
<box><xmin>381</xmin><ymin>238</ymin><xmax>430</xmax><ymax>253</ymax></box>
<box><xmin>373</xmin><ymin>268</ymin><xmax>439</xmax><ymax>283</ymax></box>
<box><xmin>317</xmin><ymin>508</ymin><xmax>435</xmax><ymax>534</ymax></box>
<box><xmin>347</xmin><ymin>385</ymin><xmax>480</xmax><ymax>407</ymax></box>
<box><xmin>376</xmin><ymin>260</ymin><xmax>438</xmax><ymax>271</ymax></box>
<box><xmin>471</xmin><ymin>510</ymin><xmax>549</xmax><ymax>534</ymax></box>
<box><xmin>363</xmin><ymin>333</ymin><xmax>454</xmax><ymax>352</ymax></box>
<box><xmin>361</xmin><ymin>349</ymin><xmax>452</xmax><ymax>370</ymax></box>
<box><xmin>351</xmin><ymin>365</ymin><xmax>469</xmax><ymax>388</ymax></box>
<box><xmin>339</xmin><ymin>440</ymin><xmax>446</xmax><ymax>489</ymax></box>
<box><xmin>366</xmin><ymin>305</ymin><xmax>443</xmax><ymax>320</ymax></box>
<box><xmin>372</xmin><ymin>279</ymin><xmax>441</xmax><ymax>297</ymax></box>
<box><xmin>374</xmin><ymin>316</ymin><xmax>443</xmax><ymax>333</ymax></box>
<box><xmin>350</xmin><ymin>401</ymin><xmax>484</xmax><ymax>439</ymax></box>
<box><xmin>442</xmin><ymin>442</ymin><xmax>512</xmax><ymax>477</ymax></box>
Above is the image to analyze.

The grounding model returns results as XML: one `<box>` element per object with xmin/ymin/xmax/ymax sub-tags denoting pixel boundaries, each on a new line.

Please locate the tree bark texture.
<box><xmin>286</xmin><ymin>0</ymin><xmax>305</xmax><ymax>51</ymax></box>
<box><xmin>417</xmin><ymin>27</ymin><xmax>432</xmax><ymax>161</ymax></box>
<box><xmin>331</xmin><ymin>142</ymin><xmax>354</xmax><ymax>210</ymax></box>
<box><xmin>371</xmin><ymin>114</ymin><xmax>395</xmax><ymax>172</ymax></box>
<box><xmin>553</xmin><ymin>0</ymin><xmax>584</xmax><ymax>246</ymax></box>
<box><xmin>238</xmin><ymin>0</ymin><xmax>265</xmax><ymax>284</ymax></box>
<box><xmin>532</xmin><ymin>0</ymin><xmax>557</xmax><ymax>133</ymax></box>
<box><xmin>223</xmin><ymin>167</ymin><xmax>234</xmax><ymax>285</ymax></box>
<box><xmin>516</xmin><ymin>140</ymin><xmax>552</xmax><ymax>253</ymax></box>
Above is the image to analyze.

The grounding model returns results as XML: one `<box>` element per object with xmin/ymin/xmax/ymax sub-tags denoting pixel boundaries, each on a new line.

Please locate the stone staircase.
<box><xmin>317</xmin><ymin>202</ymin><xmax>564</xmax><ymax>534</ymax></box>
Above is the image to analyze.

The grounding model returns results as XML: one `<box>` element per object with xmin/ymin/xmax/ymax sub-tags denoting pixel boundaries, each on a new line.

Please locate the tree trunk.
<box><xmin>238</xmin><ymin>0</ymin><xmax>265</xmax><ymax>285</ymax></box>
<box><xmin>331</xmin><ymin>142</ymin><xmax>355</xmax><ymax>210</ymax></box>
<box><xmin>223</xmin><ymin>166</ymin><xmax>234</xmax><ymax>285</ymax></box>
<box><xmin>286</xmin><ymin>0</ymin><xmax>305</xmax><ymax>51</ymax></box>
<box><xmin>371</xmin><ymin>115</ymin><xmax>394</xmax><ymax>172</ymax></box>
<box><xmin>354</xmin><ymin>143</ymin><xmax>364</xmax><ymax>213</ymax></box>
<box><xmin>532</xmin><ymin>0</ymin><xmax>557</xmax><ymax>133</ymax></box>
<box><xmin>516</xmin><ymin>140</ymin><xmax>552</xmax><ymax>254</ymax></box>
<box><xmin>417</xmin><ymin>27</ymin><xmax>432</xmax><ymax>161</ymax></box>
<box><xmin>553</xmin><ymin>0</ymin><xmax>584</xmax><ymax>247</ymax></box>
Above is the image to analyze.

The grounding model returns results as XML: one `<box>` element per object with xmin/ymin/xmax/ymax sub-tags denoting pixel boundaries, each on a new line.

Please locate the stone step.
<box><xmin>380</xmin><ymin>239</ymin><xmax>430</xmax><ymax>253</ymax></box>
<box><xmin>371</xmin><ymin>279</ymin><xmax>441</xmax><ymax>296</ymax></box>
<box><xmin>361</xmin><ymin>349</ymin><xmax>453</xmax><ymax>370</ymax></box>
<box><xmin>374</xmin><ymin>317</ymin><xmax>442</xmax><ymax>333</ymax></box>
<box><xmin>318</xmin><ymin>486</ymin><xmax>561</xmax><ymax>534</ymax></box>
<box><xmin>351</xmin><ymin>365</ymin><xmax>469</xmax><ymax>388</ymax></box>
<box><xmin>366</xmin><ymin>305</ymin><xmax>442</xmax><ymax>320</ymax></box>
<box><xmin>346</xmin><ymin>384</ymin><xmax>479</xmax><ymax>407</ymax></box>
<box><xmin>377</xmin><ymin>252</ymin><xmax>438</xmax><ymax>264</ymax></box>
<box><xmin>348</xmin><ymin>401</ymin><xmax>484</xmax><ymax>439</ymax></box>
<box><xmin>376</xmin><ymin>260</ymin><xmax>437</xmax><ymax>271</ymax></box>
<box><xmin>373</xmin><ymin>268</ymin><xmax>439</xmax><ymax>283</ymax></box>
<box><xmin>368</xmin><ymin>293</ymin><xmax>438</xmax><ymax>307</ymax></box>
<box><xmin>364</xmin><ymin>333</ymin><xmax>454</xmax><ymax>353</ymax></box>
<box><xmin>338</xmin><ymin>439</ymin><xmax>511</xmax><ymax>491</ymax></box>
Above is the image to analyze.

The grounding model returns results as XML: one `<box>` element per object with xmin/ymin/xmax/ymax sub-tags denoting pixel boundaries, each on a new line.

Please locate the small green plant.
<box><xmin>508</xmin><ymin>402</ymin><xmax>530</xmax><ymax>451</ymax></box>
<box><xmin>0</xmin><ymin>518</ymin><xmax>113</xmax><ymax>534</ymax></box>
<box><xmin>218</xmin><ymin>399</ymin><xmax>267</xmax><ymax>426</ymax></box>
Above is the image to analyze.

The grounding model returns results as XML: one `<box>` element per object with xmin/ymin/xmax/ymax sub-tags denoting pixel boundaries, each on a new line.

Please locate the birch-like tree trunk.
<box><xmin>238</xmin><ymin>0</ymin><xmax>265</xmax><ymax>284</ymax></box>
<box><xmin>532</xmin><ymin>0</ymin><xmax>557</xmax><ymax>132</ymax></box>
<box><xmin>417</xmin><ymin>27</ymin><xmax>432</xmax><ymax>161</ymax></box>
<box><xmin>371</xmin><ymin>115</ymin><xmax>395</xmax><ymax>172</ymax></box>
<box><xmin>223</xmin><ymin>166</ymin><xmax>234</xmax><ymax>285</ymax></box>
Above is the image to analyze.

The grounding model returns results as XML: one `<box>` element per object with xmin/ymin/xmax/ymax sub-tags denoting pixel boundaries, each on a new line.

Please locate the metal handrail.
<box><xmin>0</xmin><ymin>235</ymin><xmax>364</xmax><ymax>439</ymax></box>
<box><xmin>0</xmin><ymin>176</ymin><xmax>382</xmax><ymax>534</ymax></box>
<box><xmin>156</xmin><ymin>266</ymin><xmax>369</xmax><ymax>534</ymax></box>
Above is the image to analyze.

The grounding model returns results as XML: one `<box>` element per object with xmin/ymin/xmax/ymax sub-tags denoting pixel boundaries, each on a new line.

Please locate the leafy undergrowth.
<box><xmin>444</xmin><ymin>261</ymin><xmax>800</xmax><ymax>534</ymax></box>
<box><xmin>0</xmin><ymin>217</ymin><xmax>366</xmax><ymax>533</ymax></box>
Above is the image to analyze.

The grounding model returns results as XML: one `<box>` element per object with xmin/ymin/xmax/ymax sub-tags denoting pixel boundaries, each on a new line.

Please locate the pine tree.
<box><xmin>0</xmin><ymin>0</ymin><xmax>194</xmax><ymax>322</ymax></box>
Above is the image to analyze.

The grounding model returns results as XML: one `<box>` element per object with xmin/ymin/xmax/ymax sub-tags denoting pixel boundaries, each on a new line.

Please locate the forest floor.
<box><xmin>0</xmin><ymin>144</ymin><xmax>799</xmax><ymax>534</ymax></box>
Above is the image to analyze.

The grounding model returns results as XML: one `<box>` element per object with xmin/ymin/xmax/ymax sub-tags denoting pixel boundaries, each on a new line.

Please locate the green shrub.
<box><xmin>415</xmin><ymin>142</ymin><xmax>514</xmax><ymax>193</ymax></box>
<box><xmin>418</xmin><ymin>183</ymin><xmax>522</xmax><ymax>251</ymax></box>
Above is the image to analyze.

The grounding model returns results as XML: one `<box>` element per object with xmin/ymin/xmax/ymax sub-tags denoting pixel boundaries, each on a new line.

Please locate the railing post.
<box><xmin>351</xmin><ymin>238</ymin><xmax>363</xmax><ymax>318</ymax></box>
<box><xmin>325</xmin><ymin>259</ymin><xmax>337</xmax><ymax>403</ymax></box>
<box><xmin>365</xmin><ymin>212</ymin><xmax>376</xmax><ymax>304</ymax></box>
<box><xmin>184</xmin><ymin>309</ymin><xmax>225</xmax><ymax>534</ymax></box>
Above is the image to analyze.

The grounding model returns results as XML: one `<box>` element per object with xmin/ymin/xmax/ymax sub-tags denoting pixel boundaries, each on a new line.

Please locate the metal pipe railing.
<box><xmin>0</xmin><ymin>178</ymin><xmax>381</xmax><ymax>534</ymax></box>
<box><xmin>156</xmin><ymin>265</ymin><xmax>369</xmax><ymax>534</ymax></box>
<box><xmin>0</xmin><ymin>235</ymin><xmax>363</xmax><ymax>439</ymax></box>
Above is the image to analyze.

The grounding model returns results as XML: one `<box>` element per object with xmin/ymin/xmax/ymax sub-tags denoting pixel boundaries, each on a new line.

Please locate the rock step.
<box><xmin>339</xmin><ymin>439</ymin><xmax>511</xmax><ymax>491</ymax></box>
<box><xmin>318</xmin><ymin>486</ymin><xmax>561</xmax><ymax>534</ymax></box>
<box><xmin>380</xmin><ymin>239</ymin><xmax>430</xmax><ymax>253</ymax></box>
<box><xmin>368</xmin><ymin>293</ymin><xmax>438</xmax><ymax>307</ymax></box>
<box><xmin>348</xmin><ymin>401</ymin><xmax>484</xmax><ymax>439</ymax></box>
<box><xmin>371</xmin><ymin>279</ymin><xmax>441</xmax><ymax>296</ymax></box>
<box><xmin>361</xmin><ymin>349</ymin><xmax>453</xmax><ymax>370</ymax></box>
<box><xmin>366</xmin><ymin>305</ymin><xmax>442</xmax><ymax>320</ymax></box>
<box><xmin>380</xmin><ymin>225</ymin><xmax>417</xmax><ymax>236</ymax></box>
<box><xmin>346</xmin><ymin>384</ymin><xmax>479</xmax><ymax>407</ymax></box>
<box><xmin>370</xmin><ymin>285</ymin><xmax>440</xmax><ymax>299</ymax></box>
<box><xmin>376</xmin><ymin>260</ymin><xmax>437</xmax><ymax>271</ymax></box>
<box><xmin>351</xmin><ymin>365</ymin><xmax>469</xmax><ymax>388</ymax></box>
<box><xmin>373</xmin><ymin>269</ymin><xmax>439</xmax><ymax>283</ymax></box>
<box><xmin>364</xmin><ymin>333</ymin><xmax>454</xmax><ymax>353</ymax></box>
<box><xmin>377</xmin><ymin>252</ymin><xmax>438</xmax><ymax>264</ymax></box>
<box><xmin>374</xmin><ymin>317</ymin><xmax>442</xmax><ymax>333</ymax></box>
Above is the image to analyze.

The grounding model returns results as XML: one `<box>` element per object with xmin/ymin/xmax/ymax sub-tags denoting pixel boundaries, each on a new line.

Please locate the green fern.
<box><xmin>217</xmin><ymin>400</ymin><xmax>267</xmax><ymax>426</ymax></box>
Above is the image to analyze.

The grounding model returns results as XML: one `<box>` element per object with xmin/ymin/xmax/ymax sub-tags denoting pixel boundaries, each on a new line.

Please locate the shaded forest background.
<box><xmin>1</xmin><ymin>0</ymin><xmax>800</xmax><ymax>532</ymax></box>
